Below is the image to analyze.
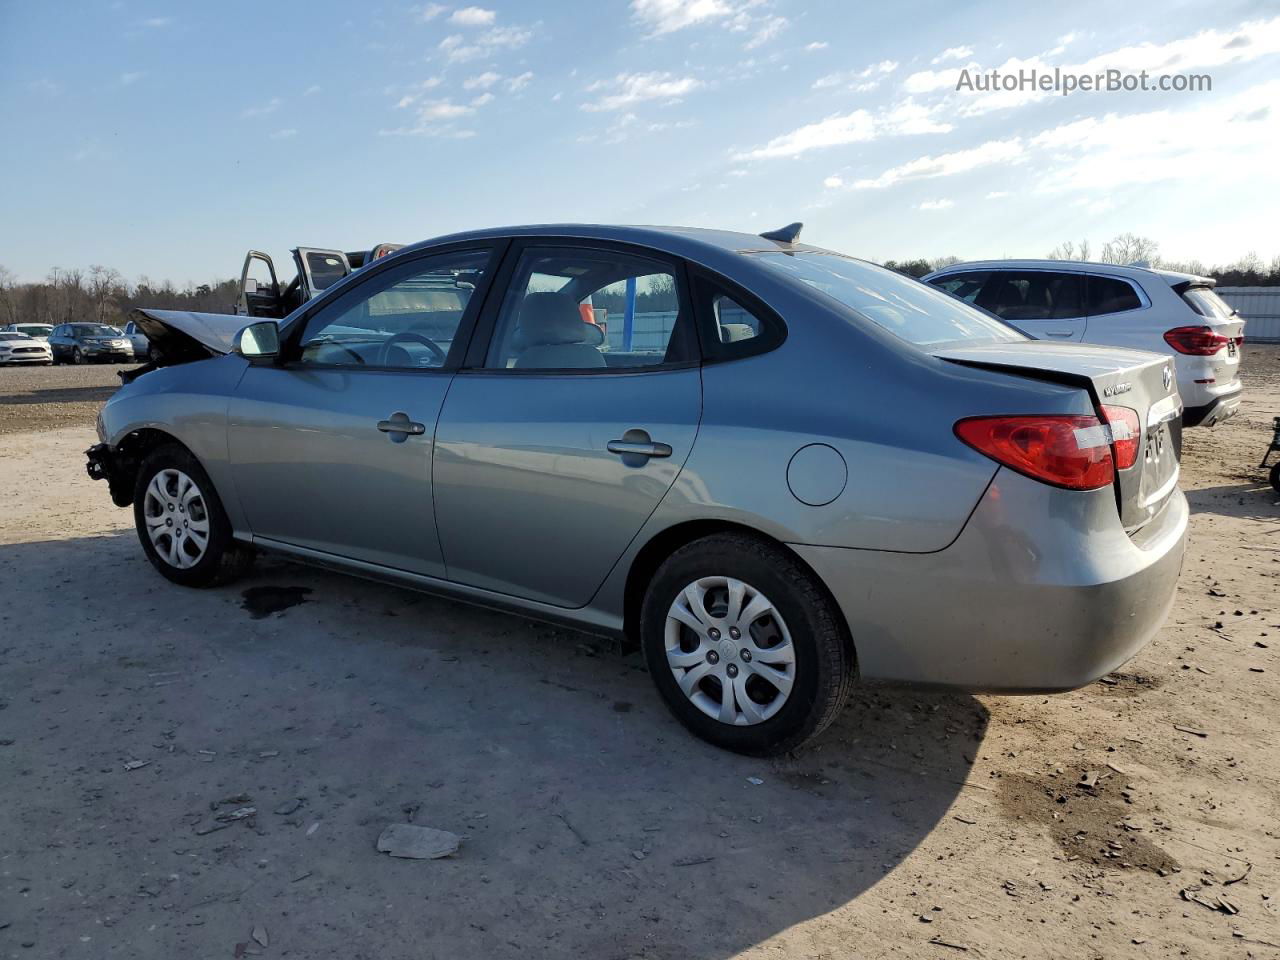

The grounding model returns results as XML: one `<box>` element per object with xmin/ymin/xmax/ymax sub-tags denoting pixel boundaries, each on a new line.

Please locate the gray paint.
<box><xmin>96</xmin><ymin>223</ymin><xmax>1188</xmax><ymax>692</ymax></box>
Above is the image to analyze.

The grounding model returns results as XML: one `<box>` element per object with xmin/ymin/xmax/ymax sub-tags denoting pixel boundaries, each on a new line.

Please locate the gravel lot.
<box><xmin>1</xmin><ymin>347</ymin><xmax>1278</xmax><ymax>959</ymax></box>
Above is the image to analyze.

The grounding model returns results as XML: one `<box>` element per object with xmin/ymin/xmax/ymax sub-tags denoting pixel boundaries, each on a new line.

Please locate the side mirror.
<box><xmin>236</xmin><ymin>321</ymin><xmax>280</xmax><ymax>359</ymax></box>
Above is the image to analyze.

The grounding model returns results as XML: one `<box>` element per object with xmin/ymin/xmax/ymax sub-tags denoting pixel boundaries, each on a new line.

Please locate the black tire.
<box><xmin>132</xmin><ymin>444</ymin><xmax>253</xmax><ymax>587</ymax></box>
<box><xmin>1270</xmin><ymin>461</ymin><xmax>1280</xmax><ymax>494</ymax></box>
<box><xmin>71</xmin><ymin>347</ymin><xmax>84</xmax><ymax>365</ymax></box>
<box><xmin>639</xmin><ymin>533</ymin><xmax>854</xmax><ymax>756</ymax></box>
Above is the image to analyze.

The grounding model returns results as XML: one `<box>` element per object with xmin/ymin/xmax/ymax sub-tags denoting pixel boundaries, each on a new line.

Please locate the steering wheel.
<box><xmin>377</xmin><ymin>331</ymin><xmax>447</xmax><ymax>367</ymax></box>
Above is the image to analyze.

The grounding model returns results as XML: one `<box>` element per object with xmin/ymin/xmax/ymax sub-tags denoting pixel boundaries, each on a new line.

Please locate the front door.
<box><xmin>433</xmin><ymin>242</ymin><xmax>703</xmax><ymax>607</ymax></box>
<box><xmin>226</xmin><ymin>245</ymin><xmax>499</xmax><ymax>576</ymax></box>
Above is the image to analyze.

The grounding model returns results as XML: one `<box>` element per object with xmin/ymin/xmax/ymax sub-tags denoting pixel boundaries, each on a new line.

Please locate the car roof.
<box><xmin>925</xmin><ymin>259</ymin><xmax>1215</xmax><ymax>288</ymax></box>
<box><xmin>391</xmin><ymin>223</ymin><xmax>841</xmax><ymax>270</ymax></box>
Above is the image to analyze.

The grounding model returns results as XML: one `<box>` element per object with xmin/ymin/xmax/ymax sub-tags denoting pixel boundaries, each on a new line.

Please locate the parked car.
<box><xmin>121</xmin><ymin>320</ymin><xmax>155</xmax><ymax>361</ymax></box>
<box><xmin>0</xmin><ymin>330</ymin><xmax>53</xmax><ymax>364</ymax></box>
<box><xmin>922</xmin><ymin>260</ymin><xmax>1245</xmax><ymax>427</ymax></box>
<box><xmin>86</xmin><ymin>224</ymin><xmax>1187</xmax><ymax>755</ymax></box>
<box><xmin>49</xmin><ymin>323</ymin><xmax>134</xmax><ymax>364</ymax></box>
<box><xmin>4</xmin><ymin>322</ymin><xmax>54</xmax><ymax>341</ymax></box>
<box><xmin>236</xmin><ymin>242</ymin><xmax>403</xmax><ymax>319</ymax></box>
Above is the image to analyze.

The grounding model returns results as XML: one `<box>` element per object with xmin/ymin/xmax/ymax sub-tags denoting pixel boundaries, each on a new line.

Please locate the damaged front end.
<box><xmin>85</xmin><ymin>442</ymin><xmax>135</xmax><ymax>507</ymax></box>
<box><xmin>118</xmin><ymin>308</ymin><xmax>255</xmax><ymax>384</ymax></box>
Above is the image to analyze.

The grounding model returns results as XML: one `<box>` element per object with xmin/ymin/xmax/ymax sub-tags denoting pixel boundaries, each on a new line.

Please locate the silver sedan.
<box><xmin>86</xmin><ymin>224</ymin><xmax>1187</xmax><ymax>755</ymax></box>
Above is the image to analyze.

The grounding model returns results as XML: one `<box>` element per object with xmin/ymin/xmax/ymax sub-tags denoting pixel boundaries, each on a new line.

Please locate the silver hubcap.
<box><xmin>664</xmin><ymin>576</ymin><xmax>796</xmax><ymax>726</ymax></box>
<box><xmin>143</xmin><ymin>468</ymin><xmax>210</xmax><ymax>569</ymax></box>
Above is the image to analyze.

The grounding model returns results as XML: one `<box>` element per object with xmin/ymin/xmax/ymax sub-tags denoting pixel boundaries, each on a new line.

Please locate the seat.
<box><xmin>512</xmin><ymin>292</ymin><xmax>605</xmax><ymax>369</ymax></box>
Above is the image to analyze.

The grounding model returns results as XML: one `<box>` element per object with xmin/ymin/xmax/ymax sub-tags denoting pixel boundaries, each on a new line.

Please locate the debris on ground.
<box><xmin>375</xmin><ymin>823</ymin><xmax>460</xmax><ymax>860</ymax></box>
<box><xmin>746</xmin><ymin>776</ymin><xmax>764</xmax><ymax>785</ymax></box>
<box><xmin>273</xmin><ymin>798</ymin><xmax>304</xmax><ymax>815</ymax></box>
<box><xmin>1172</xmin><ymin>724</ymin><xmax>1208</xmax><ymax>737</ymax></box>
<box><xmin>252</xmin><ymin>926</ymin><xmax>269</xmax><ymax>947</ymax></box>
<box><xmin>122</xmin><ymin>759</ymin><xmax>150</xmax><ymax>771</ymax></box>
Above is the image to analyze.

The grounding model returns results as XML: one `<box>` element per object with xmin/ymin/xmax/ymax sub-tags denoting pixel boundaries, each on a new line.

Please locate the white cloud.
<box><xmin>851</xmin><ymin>138</ymin><xmax>1024</xmax><ymax>189</ymax></box>
<box><xmin>437</xmin><ymin>23</ymin><xmax>531</xmax><ymax>62</ymax></box>
<box><xmin>506</xmin><ymin>71</ymin><xmax>534</xmax><ymax>92</ymax></box>
<box><xmin>303</xmin><ymin>85</ymin><xmax>322</xmax><ymax>96</ymax></box>
<box><xmin>917</xmin><ymin>198</ymin><xmax>954</xmax><ymax>210</ymax></box>
<box><xmin>631</xmin><ymin>0</ymin><xmax>734</xmax><ymax>35</ymax></box>
<box><xmin>242</xmin><ymin>97</ymin><xmax>282</xmax><ymax>118</ymax></box>
<box><xmin>805</xmin><ymin>41</ymin><xmax>828</xmax><ymax>52</ymax></box>
<box><xmin>744</xmin><ymin>15</ymin><xmax>788</xmax><ymax>50</ymax></box>
<box><xmin>450</xmin><ymin>6</ymin><xmax>496</xmax><ymax>26</ymax></box>
<box><xmin>471</xmin><ymin>92</ymin><xmax>495</xmax><ymax>107</ymax></box>
<box><xmin>463</xmin><ymin>71</ymin><xmax>501</xmax><ymax>89</ymax></box>
<box><xmin>931</xmin><ymin>45</ymin><xmax>973</xmax><ymax>65</ymax></box>
<box><xmin>823</xmin><ymin>175</ymin><xmax>843</xmax><ymax>188</ymax></box>
<box><xmin>270</xmin><ymin>128</ymin><xmax>298</xmax><ymax>140</ymax></box>
<box><xmin>379</xmin><ymin>97</ymin><xmax>479</xmax><ymax>137</ymax></box>
<box><xmin>418</xmin><ymin>99</ymin><xmax>474</xmax><ymax>121</ymax></box>
<box><xmin>119</xmin><ymin>71</ymin><xmax>144</xmax><ymax>85</ymax></box>
<box><xmin>813</xmin><ymin>60</ymin><xmax>898</xmax><ymax>90</ymax></box>
<box><xmin>582</xmin><ymin>72</ymin><xmax>699</xmax><ymax>111</ymax></box>
<box><xmin>985</xmin><ymin>190</ymin><xmax>1009</xmax><ymax>199</ymax></box>
<box><xmin>417</xmin><ymin>3</ymin><xmax>447</xmax><ymax>21</ymax></box>
<box><xmin>736</xmin><ymin>98</ymin><xmax>951</xmax><ymax>160</ymax></box>
<box><xmin>141</xmin><ymin>16</ymin><xmax>171</xmax><ymax>27</ymax></box>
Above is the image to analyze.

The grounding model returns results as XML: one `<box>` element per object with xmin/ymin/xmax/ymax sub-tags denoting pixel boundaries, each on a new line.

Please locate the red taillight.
<box><xmin>1163</xmin><ymin>325</ymin><xmax>1229</xmax><ymax>355</ymax></box>
<box><xmin>1099</xmin><ymin>405</ymin><xmax>1140</xmax><ymax>470</ymax></box>
<box><xmin>955</xmin><ymin>415</ymin><xmax>1115</xmax><ymax>490</ymax></box>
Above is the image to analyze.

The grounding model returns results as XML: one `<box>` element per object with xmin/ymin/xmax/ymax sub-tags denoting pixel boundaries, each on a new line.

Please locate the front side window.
<box><xmin>1086</xmin><ymin>276</ymin><xmax>1144</xmax><ymax>316</ymax></box>
<box><xmin>976</xmin><ymin>271</ymin><xmax>1084</xmax><ymax>321</ymax></box>
<box><xmin>753</xmin><ymin>252</ymin><xmax>1024</xmax><ymax>347</ymax></box>
<box><xmin>930</xmin><ymin>272</ymin><xmax>991</xmax><ymax>304</ymax></box>
<box><xmin>73</xmin><ymin>324</ymin><xmax>122</xmax><ymax>337</ymax></box>
<box><xmin>485</xmin><ymin>247</ymin><xmax>693</xmax><ymax>370</ymax></box>
<box><xmin>298</xmin><ymin>249</ymin><xmax>490</xmax><ymax>368</ymax></box>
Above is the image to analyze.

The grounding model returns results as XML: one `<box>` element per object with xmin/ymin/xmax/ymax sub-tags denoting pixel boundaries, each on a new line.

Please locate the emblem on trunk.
<box><xmin>1102</xmin><ymin>382</ymin><xmax>1132</xmax><ymax>397</ymax></box>
<box><xmin>1163</xmin><ymin>365</ymin><xmax>1173</xmax><ymax>391</ymax></box>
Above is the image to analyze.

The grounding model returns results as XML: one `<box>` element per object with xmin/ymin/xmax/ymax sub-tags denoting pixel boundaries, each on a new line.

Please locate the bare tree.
<box><xmin>929</xmin><ymin>255</ymin><xmax>962</xmax><ymax>271</ymax></box>
<box><xmin>0</xmin><ymin>265</ymin><xmax>18</xmax><ymax>327</ymax></box>
<box><xmin>1099</xmin><ymin>233</ymin><xmax>1160</xmax><ymax>266</ymax></box>
<box><xmin>1047</xmin><ymin>239</ymin><xmax>1092</xmax><ymax>261</ymax></box>
<box><xmin>88</xmin><ymin>265</ymin><xmax>123</xmax><ymax>323</ymax></box>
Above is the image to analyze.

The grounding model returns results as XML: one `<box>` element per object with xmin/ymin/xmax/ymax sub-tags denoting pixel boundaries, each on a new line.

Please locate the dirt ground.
<box><xmin>1</xmin><ymin>348</ymin><xmax>1278</xmax><ymax>959</ymax></box>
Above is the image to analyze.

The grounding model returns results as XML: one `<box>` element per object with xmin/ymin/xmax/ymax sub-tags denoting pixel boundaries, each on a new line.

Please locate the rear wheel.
<box><xmin>640</xmin><ymin>533</ymin><xmax>854</xmax><ymax>756</ymax></box>
<box><xmin>71</xmin><ymin>347</ymin><xmax>84</xmax><ymax>365</ymax></box>
<box><xmin>132</xmin><ymin>444</ymin><xmax>253</xmax><ymax>587</ymax></box>
<box><xmin>1270</xmin><ymin>461</ymin><xmax>1280</xmax><ymax>494</ymax></box>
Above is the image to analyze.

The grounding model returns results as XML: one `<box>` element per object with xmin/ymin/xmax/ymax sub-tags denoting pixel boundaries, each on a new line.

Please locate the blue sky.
<box><xmin>1</xmin><ymin>0</ymin><xmax>1277</xmax><ymax>284</ymax></box>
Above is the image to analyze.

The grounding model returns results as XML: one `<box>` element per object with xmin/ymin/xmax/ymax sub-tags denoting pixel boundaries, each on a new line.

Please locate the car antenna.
<box><xmin>759</xmin><ymin>222</ymin><xmax>803</xmax><ymax>244</ymax></box>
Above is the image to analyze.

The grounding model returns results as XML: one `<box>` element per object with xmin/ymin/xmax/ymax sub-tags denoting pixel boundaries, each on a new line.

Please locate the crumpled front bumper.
<box><xmin>86</xmin><ymin>443</ymin><xmax>134</xmax><ymax>507</ymax></box>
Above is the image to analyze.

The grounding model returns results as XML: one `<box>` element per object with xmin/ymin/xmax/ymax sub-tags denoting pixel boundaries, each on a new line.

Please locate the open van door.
<box><xmin>237</xmin><ymin>251</ymin><xmax>283</xmax><ymax>318</ymax></box>
<box><xmin>294</xmin><ymin>248</ymin><xmax>352</xmax><ymax>301</ymax></box>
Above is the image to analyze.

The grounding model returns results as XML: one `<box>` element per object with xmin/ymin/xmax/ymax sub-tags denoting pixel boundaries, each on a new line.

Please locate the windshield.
<box><xmin>1181</xmin><ymin>286</ymin><xmax>1235</xmax><ymax>320</ymax></box>
<box><xmin>16</xmin><ymin>325</ymin><xmax>50</xmax><ymax>336</ymax></box>
<box><xmin>73</xmin><ymin>324</ymin><xmax>122</xmax><ymax>337</ymax></box>
<box><xmin>750</xmin><ymin>251</ymin><xmax>1025</xmax><ymax>347</ymax></box>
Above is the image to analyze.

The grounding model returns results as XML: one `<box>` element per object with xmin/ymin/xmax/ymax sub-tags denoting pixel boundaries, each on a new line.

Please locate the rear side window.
<box><xmin>1182</xmin><ymin>286</ymin><xmax>1234</xmax><ymax>319</ymax></box>
<box><xmin>753</xmin><ymin>252</ymin><xmax>1024</xmax><ymax>347</ymax></box>
<box><xmin>975</xmin><ymin>271</ymin><xmax>1084</xmax><ymax>321</ymax></box>
<box><xmin>1086</xmin><ymin>276</ymin><xmax>1143</xmax><ymax>316</ymax></box>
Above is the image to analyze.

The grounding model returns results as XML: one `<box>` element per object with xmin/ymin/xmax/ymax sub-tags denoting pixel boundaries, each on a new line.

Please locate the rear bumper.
<box><xmin>1183</xmin><ymin>387</ymin><xmax>1242</xmax><ymax>427</ymax></box>
<box><xmin>792</xmin><ymin>469</ymin><xmax>1187</xmax><ymax>692</ymax></box>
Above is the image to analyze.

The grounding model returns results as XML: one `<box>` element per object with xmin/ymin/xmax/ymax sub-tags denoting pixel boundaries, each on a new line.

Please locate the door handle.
<box><xmin>377</xmin><ymin>411</ymin><xmax>426</xmax><ymax>443</ymax></box>
<box><xmin>608</xmin><ymin>429</ymin><xmax>672</xmax><ymax>461</ymax></box>
<box><xmin>1045</xmin><ymin>331</ymin><xmax>1074</xmax><ymax>338</ymax></box>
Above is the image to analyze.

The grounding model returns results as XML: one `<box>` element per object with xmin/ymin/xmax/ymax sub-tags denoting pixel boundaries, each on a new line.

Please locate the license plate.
<box><xmin>1145</xmin><ymin>428</ymin><xmax>1166</xmax><ymax>465</ymax></box>
<box><xmin>1228</xmin><ymin>340</ymin><xmax>1237</xmax><ymax>358</ymax></box>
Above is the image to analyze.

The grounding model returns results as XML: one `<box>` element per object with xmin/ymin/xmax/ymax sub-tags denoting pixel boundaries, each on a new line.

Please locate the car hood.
<box><xmin>129</xmin><ymin>308</ymin><xmax>261</xmax><ymax>356</ymax></box>
<box><xmin>0</xmin><ymin>337</ymin><xmax>45</xmax><ymax>348</ymax></box>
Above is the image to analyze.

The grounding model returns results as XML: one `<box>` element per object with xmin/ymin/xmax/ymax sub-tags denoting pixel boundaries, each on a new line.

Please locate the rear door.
<box><xmin>295</xmin><ymin>248</ymin><xmax>352</xmax><ymax>301</ymax></box>
<box><xmin>432</xmin><ymin>240</ymin><xmax>702</xmax><ymax>607</ymax></box>
<box><xmin>975</xmin><ymin>270</ymin><xmax>1086</xmax><ymax>341</ymax></box>
<box><xmin>227</xmin><ymin>244</ymin><xmax>500</xmax><ymax>576</ymax></box>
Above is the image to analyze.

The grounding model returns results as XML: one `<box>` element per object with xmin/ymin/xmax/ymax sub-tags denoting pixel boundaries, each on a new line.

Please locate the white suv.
<box><xmin>922</xmin><ymin>261</ymin><xmax>1245</xmax><ymax>427</ymax></box>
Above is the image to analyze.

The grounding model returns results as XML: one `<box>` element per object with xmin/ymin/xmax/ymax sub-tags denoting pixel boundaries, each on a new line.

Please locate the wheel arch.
<box><xmin>621</xmin><ymin>518</ymin><xmax>858</xmax><ymax>673</ymax></box>
<box><xmin>104</xmin><ymin>428</ymin><xmax>196</xmax><ymax>507</ymax></box>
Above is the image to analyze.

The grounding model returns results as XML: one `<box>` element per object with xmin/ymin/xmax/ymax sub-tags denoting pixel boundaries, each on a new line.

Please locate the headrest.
<box><xmin>518</xmin><ymin>292</ymin><xmax>590</xmax><ymax>346</ymax></box>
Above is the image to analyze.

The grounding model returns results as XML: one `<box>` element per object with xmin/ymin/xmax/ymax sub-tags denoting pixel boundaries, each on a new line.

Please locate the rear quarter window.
<box><xmin>1181</xmin><ymin>286</ymin><xmax>1234</xmax><ymax>319</ymax></box>
<box><xmin>1086</xmin><ymin>276</ymin><xmax>1144</xmax><ymax>316</ymax></box>
<box><xmin>754</xmin><ymin>252</ymin><xmax>1024</xmax><ymax>347</ymax></box>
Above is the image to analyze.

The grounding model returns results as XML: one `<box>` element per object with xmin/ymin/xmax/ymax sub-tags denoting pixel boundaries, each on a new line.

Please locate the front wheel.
<box><xmin>71</xmin><ymin>347</ymin><xmax>84</xmax><ymax>365</ymax></box>
<box><xmin>640</xmin><ymin>533</ymin><xmax>854</xmax><ymax>756</ymax></box>
<box><xmin>132</xmin><ymin>444</ymin><xmax>253</xmax><ymax>587</ymax></box>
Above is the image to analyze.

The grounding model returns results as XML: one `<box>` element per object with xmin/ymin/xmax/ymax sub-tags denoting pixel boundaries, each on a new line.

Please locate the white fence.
<box><xmin>1217</xmin><ymin>287</ymin><xmax>1280</xmax><ymax>343</ymax></box>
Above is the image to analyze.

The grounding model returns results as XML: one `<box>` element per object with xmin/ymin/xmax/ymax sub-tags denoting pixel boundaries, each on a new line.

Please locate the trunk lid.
<box><xmin>935</xmin><ymin>341</ymin><xmax>1181</xmax><ymax>533</ymax></box>
<box><xmin>1177</xmin><ymin>283</ymin><xmax>1245</xmax><ymax>383</ymax></box>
